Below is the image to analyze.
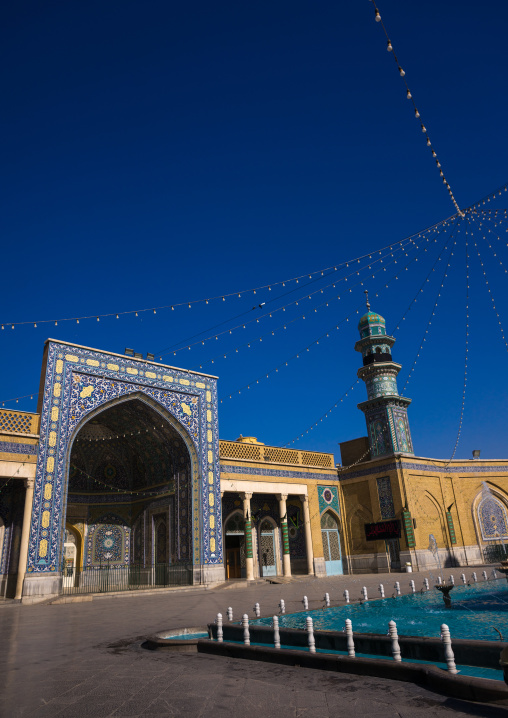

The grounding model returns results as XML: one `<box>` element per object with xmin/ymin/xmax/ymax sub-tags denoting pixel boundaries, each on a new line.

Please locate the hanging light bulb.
<box><xmin>406</xmin><ymin>89</ymin><xmax>412</xmax><ymax>99</ymax></box>
<box><xmin>399</xmin><ymin>67</ymin><xmax>405</xmax><ymax>77</ymax></box>
<box><xmin>387</xmin><ymin>40</ymin><xmax>393</xmax><ymax>52</ymax></box>
<box><xmin>427</xmin><ymin>138</ymin><xmax>431</xmax><ymax>146</ymax></box>
<box><xmin>375</xmin><ymin>9</ymin><xmax>381</xmax><ymax>21</ymax></box>
<box><xmin>414</xmin><ymin>109</ymin><xmax>420</xmax><ymax>118</ymax></box>
<box><xmin>421</xmin><ymin>125</ymin><xmax>427</xmax><ymax>133</ymax></box>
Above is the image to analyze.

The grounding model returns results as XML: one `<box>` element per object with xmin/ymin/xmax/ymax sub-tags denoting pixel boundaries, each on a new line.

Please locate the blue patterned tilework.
<box><xmin>478</xmin><ymin>496</ymin><xmax>508</xmax><ymax>540</ymax></box>
<box><xmin>318</xmin><ymin>486</ymin><xmax>340</xmax><ymax>516</ymax></box>
<box><xmin>220</xmin><ymin>465</ymin><xmax>337</xmax><ymax>481</ymax></box>
<box><xmin>339</xmin><ymin>461</ymin><xmax>508</xmax><ymax>481</ymax></box>
<box><xmin>27</xmin><ymin>341</ymin><xmax>222</xmax><ymax>576</ymax></box>
<box><xmin>376</xmin><ymin>477</ymin><xmax>395</xmax><ymax>519</ymax></box>
<box><xmin>0</xmin><ymin>441</ymin><xmax>37</xmax><ymax>455</ymax></box>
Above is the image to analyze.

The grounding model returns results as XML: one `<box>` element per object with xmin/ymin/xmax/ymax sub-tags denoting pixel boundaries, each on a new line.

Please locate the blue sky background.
<box><xmin>1</xmin><ymin>1</ymin><xmax>507</xmax><ymax>461</ymax></box>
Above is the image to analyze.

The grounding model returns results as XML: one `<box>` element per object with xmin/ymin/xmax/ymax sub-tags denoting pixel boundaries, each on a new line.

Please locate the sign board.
<box><xmin>364</xmin><ymin>519</ymin><xmax>401</xmax><ymax>542</ymax></box>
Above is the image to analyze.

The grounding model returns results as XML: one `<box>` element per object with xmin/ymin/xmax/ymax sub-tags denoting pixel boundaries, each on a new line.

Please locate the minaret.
<box><xmin>355</xmin><ymin>291</ymin><xmax>414</xmax><ymax>457</ymax></box>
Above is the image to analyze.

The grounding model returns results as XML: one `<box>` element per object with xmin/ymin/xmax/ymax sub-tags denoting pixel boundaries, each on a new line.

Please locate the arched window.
<box><xmin>321</xmin><ymin>511</ymin><xmax>343</xmax><ymax>576</ymax></box>
<box><xmin>478</xmin><ymin>495</ymin><xmax>508</xmax><ymax>540</ymax></box>
<box><xmin>225</xmin><ymin>513</ymin><xmax>244</xmax><ymax>534</ymax></box>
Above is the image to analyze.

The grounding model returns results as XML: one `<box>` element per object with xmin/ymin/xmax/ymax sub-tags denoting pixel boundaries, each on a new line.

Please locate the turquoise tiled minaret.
<box><xmin>355</xmin><ymin>292</ymin><xmax>414</xmax><ymax>458</ymax></box>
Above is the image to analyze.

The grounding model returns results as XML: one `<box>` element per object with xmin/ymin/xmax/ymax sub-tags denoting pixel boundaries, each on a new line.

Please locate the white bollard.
<box><xmin>461</xmin><ymin>573</ymin><xmax>467</xmax><ymax>585</ymax></box>
<box><xmin>362</xmin><ymin>586</ymin><xmax>368</xmax><ymax>601</ymax></box>
<box><xmin>226</xmin><ymin>606</ymin><xmax>233</xmax><ymax>622</ymax></box>
<box><xmin>410</xmin><ymin>580</ymin><xmax>416</xmax><ymax>594</ymax></box>
<box><xmin>449</xmin><ymin>575</ymin><xmax>455</xmax><ymax>585</ymax></box>
<box><xmin>273</xmin><ymin>615</ymin><xmax>280</xmax><ymax>649</ymax></box>
<box><xmin>344</xmin><ymin>589</ymin><xmax>350</xmax><ymax>604</ymax></box>
<box><xmin>216</xmin><ymin>613</ymin><xmax>223</xmax><ymax>642</ymax></box>
<box><xmin>379</xmin><ymin>583</ymin><xmax>385</xmax><ymax>598</ymax></box>
<box><xmin>302</xmin><ymin>595</ymin><xmax>309</xmax><ymax>610</ymax></box>
<box><xmin>394</xmin><ymin>581</ymin><xmax>401</xmax><ymax>596</ymax></box>
<box><xmin>492</xmin><ymin>569</ymin><xmax>498</xmax><ymax>580</ymax></box>
<box><xmin>437</xmin><ymin>576</ymin><xmax>442</xmax><ymax>585</ymax></box>
<box><xmin>324</xmin><ymin>592</ymin><xmax>330</xmax><ymax>607</ymax></box>
<box><xmin>242</xmin><ymin>614</ymin><xmax>250</xmax><ymax>645</ymax></box>
<box><xmin>472</xmin><ymin>572</ymin><xmax>477</xmax><ymax>583</ymax></box>
<box><xmin>253</xmin><ymin>602</ymin><xmax>261</xmax><ymax>618</ymax></box>
<box><xmin>441</xmin><ymin>624</ymin><xmax>458</xmax><ymax>674</ymax></box>
<box><xmin>279</xmin><ymin>599</ymin><xmax>286</xmax><ymax>614</ymax></box>
<box><xmin>483</xmin><ymin>571</ymin><xmax>488</xmax><ymax>581</ymax></box>
<box><xmin>306</xmin><ymin>616</ymin><xmax>316</xmax><ymax>653</ymax></box>
<box><xmin>345</xmin><ymin>619</ymin><xmax>355</xmax><ymax>656</ymax></box>
<box><xmin>423</xmin><ymin>578</ymin><xmax>429</xmax><ymax>591</ymax></box>
<box><xmin>388</xmin><ymin>620</ymin><xmax>401</xmax><ymax>662</ymax></box>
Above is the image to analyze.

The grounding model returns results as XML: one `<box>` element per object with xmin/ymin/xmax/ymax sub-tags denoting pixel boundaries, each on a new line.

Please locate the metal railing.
<box><xmin>482</xmin><ymin>544</ymin><xmax>508</xmax><ymax>564</ymax></box>
<box><xmin>61</xmin><ymin>562</ymin><xmax>194</xmax><ymax>595</ymax></box>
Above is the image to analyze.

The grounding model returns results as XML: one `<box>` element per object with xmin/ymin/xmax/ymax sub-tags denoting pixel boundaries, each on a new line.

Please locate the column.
<box><xmin>241</xmin><ymin>492</ymin><xmax>254</xmax><ymax>580</ymax></box>
<box><xmin>277</xmin><ymin>494</ymin><xmax>291</xmax><ymax>577</ymax></box>
<box><xmin>15</xmin><ymin>477</ymin><xmax>35</xmax><ymax>600</ymax></box>
<box><xmin>300</xmin><ymin>494</ymin><xmax>314</xmax><ymax>576</ymax></box>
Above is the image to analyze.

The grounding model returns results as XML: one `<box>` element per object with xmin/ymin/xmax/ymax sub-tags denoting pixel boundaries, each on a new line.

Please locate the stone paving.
<box><xmin>0</xmin><ymin>568</ymin><xmax>505</xmax><ymax>717</ymax></box>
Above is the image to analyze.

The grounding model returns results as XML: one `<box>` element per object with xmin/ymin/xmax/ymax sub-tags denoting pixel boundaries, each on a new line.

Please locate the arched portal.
<box><xmin>65</xmin><ymin>397</ymin><xmax>192</xmax><ymax>590</ymax></box>
<box><xmin>321</xmin><ymin>510</ymin><xmax>343</xmax><ymax>576</ymax></box>
<box><xmin>223</xmin><ymin>510</ymin><xmax>244</xmax><ymax>579</ymax></box>
<box><xmin>258</xmin><ymin>517</ymin><xmax>278</xmax><ymax>577</ymax></box>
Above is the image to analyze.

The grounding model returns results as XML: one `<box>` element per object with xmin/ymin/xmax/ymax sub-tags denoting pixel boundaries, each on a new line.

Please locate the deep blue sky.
<box><xmin>1</xmin><ymin>1</ymin><xmax>507</xmax><ymax>461</ymax></box>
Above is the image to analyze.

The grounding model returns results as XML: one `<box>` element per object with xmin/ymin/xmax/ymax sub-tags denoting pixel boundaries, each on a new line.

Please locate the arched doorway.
<box><xmin>321</xmin><ymin>511</ymin><xmax>343</xmax><ymax>576</ymax></box>
<box><xmin>62</xmin><ymin>526</ymin><xmax>81</xmax><ymax>588</ymax></box>
<box><xmin>224</xmin><ymin>511</ymin><xmax>244</xmax><ymax>579</ymax></box>
<box><xmin>65</xmin><ymin>397</ymin><xmax>192</xmax><ymax>591</ymax></box>
<box><xmin>259</xmin><ymin>518</ymin><xmax>277</xmax><ymax>576</ymax></box>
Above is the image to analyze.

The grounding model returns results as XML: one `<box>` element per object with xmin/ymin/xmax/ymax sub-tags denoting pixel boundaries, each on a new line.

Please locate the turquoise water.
<box><xmin>221</xmin><ymin>640</ymin><xmax>504</xmax><ymax>682</ymax></box>
<box><xmin>252</xmin><ymin>580</ymin><xmax>508</xmax><ymax>641</ymax></box>
<box><xmin>166</xmin><ymin>632</ymin><xmax>209</xmax><ymax>640</ymax></box>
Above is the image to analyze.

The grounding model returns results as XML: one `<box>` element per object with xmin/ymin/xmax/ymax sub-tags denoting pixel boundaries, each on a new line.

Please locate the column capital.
<box><xmin>299</xmin><ymin>494</ymin><xmax>308</xmax><ymax>503</ymax></box>
<box><xmin>240</xmin><ymin>492</ymin><xmax>253</xmax><ymax>501</ymax></box>
<box><xmin>276</xmin><ymin>493</ymin><xmax>288</xmax><ymax>502</ymax></box>
<box><xmin>24</xmin><ymin>478</ymin><xmax>35</xmax><ymax>490</ymax></box>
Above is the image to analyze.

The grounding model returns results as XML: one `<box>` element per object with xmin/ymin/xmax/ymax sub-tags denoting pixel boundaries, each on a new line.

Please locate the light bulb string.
<box><xmin>0</xmin><ymin>461</ymin><xmax>33</xmax><ymax>495</ymax></box>
<box><xmin>448</xmin><ymin>223</ymin><xmax>470</xmax><ymax>462</ymax></box>
<box><xmin>221</xmin><ymin>227</ymin><xmax>443</xmax><ymax>401</ymax></box>
<box><xmin>470</xmin><ymin>212</ymin><xmax>508</xmax><ymax>276</ymax></box>
<box><xmin>401</xmin><ymin>223</ymin><xmax>461</xmax><ymax>393</ymax></box>
<box><xmin>466</xmin><ymin>183</ymin><xmax>508</xmax><ymax>212</ymax></box>
<box><xmin>369</xmin><ymin>0</ymin><xmax>463</xmax><ymax>216</ymax></box>
<box><xmin>69</xmin><ymin>463</ymin><xmax>174</xmax><ymax>498</ymax></box>
<box><xmin>164</xmin><ymin>236</ymin><xmax>421</xmax><ymax>361</ymax></box>
<box><xmin>1</xmin><ymin>393</ymin><xmax>38</xmax><ymax>408</ymax></box>
<box><xmin>468</xmin><ymin>218</ymin><xmax>508</xmax><ymax>354</ymax></box>
<box><xmin>195</xmin><ymin>231</ymin><xmax>434</xmax><ymax>369</ymax></box>
<box><xmin>1</xmin><ymin>216</ymin><xmax>452</xmax><ymax>331</ymax></box>
<box><xmin>393</xmin><ymin>217</ymin><xmax>459</xmax><ymax>334</ymax></box>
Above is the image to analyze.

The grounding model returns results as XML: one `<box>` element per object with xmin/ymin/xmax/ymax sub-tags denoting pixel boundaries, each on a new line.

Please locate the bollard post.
<box><xmin>216</xmin><ymin>613</ymin><xmax>223</xmax><ymax>643</ymax></box>
<box><xmin>483</xmin><ymin>571</ymin><xmax>488</xmax><ymax>581</ymax></box>
<box><xmin>227</xmin><ymin>607</ymin><xmax>233</xmax><ymax>622</ymax></box>
<box><xmin>279</xmin><ymin>599</ymin><xmax>286</xmax><ymax>614</ymax></box>
<box><xmin>306</xmin><ymin>616</ymin><xmax>316</xmax><ymax>653</ymax></box>
<box><xmin>461</xmin><ymin>573</ymin><xmax>467</xmax><ymax>585</ymax></box>
<box><xmin>273</xmin><ymin>615</ymin><xmax>280</xmax><ymax>649</ymax></box>
<box><xmin>253</xmin><ymin>602</ymin><xmax>260</xmax><ymax>618</ymax></box>
<box><xmin>242</xmin><ymin>614</ymin><xmax>250</xmax><ymax>645</ymax></box>
<box><xmin>324</xmin><ymin>592</ymin><xmax>330</xmax><ymax>607</ymax></box>
<box><xmin>472</xmin><ymin>572</ymin><xmax>477</xmax><ymax>583</ymax></box>
<box><xmin>492</xmin><ymin>569</ymin><xmax>498</xmax><ymax>580</ymax></box>
<box><xmin>437</xmin><ymin>576</ymin><xmax>442</xmax><ymax>585</ymax></box>
<box><xmin>441</xmin><ymin>624</ymin><xmax>458</xmax><ymax>674</ymax></box>
<box><xmin>361</xmin><ymin>586</ymin><xmax>368</xmax><ymax>601</ymax></box>
<box><xmin>423</xmin><ymin>578</ymin><xmax>429</xmax><ymax>591</ymax></box>
<box><xmin>379</xmin><ymin>583</ymin><xmax>385</xmax><ymax>598</ymax></box>
<box><xmin>344</xmin><ymin>589</ymin><xmax>350</xmax><ymax>604</ymax></box>
<box><xmin>394</xmin><ymin>581</ymin><xmax>401</xmax><ymax>596</ymax></box>
<box><xmin>410</xmin><ymin>580</ymin><xmax>415</xmax><ymax>594</ymax></box>
<box><xmin>388</xmin><ymin>620</ymin><xmax>401</xmax><ymax>662</ymax></box>
<box><xmin>449</xmin><ymin>575</ymin><xmax>455</xmax><ymax>585</ymax></box>
<box><xmin>345</xmin><ymin>619</ymin><xmax>355</xmax><ymax>656</ymax></box>
<box><xmin>302</xmin><ymin>595</ymin><xmax>309</xmax><ymax>610</ymax></box>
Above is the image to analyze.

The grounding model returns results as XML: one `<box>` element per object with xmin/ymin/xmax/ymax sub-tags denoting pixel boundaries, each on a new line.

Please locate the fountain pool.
<box><xmin>252</xmin><ymin>580</ymin><xmax>508</xmax><ymax>641</ymax></box>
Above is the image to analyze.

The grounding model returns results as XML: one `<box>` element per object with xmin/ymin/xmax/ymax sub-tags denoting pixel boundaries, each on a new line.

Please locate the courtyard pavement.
<box><xmin>0</xmin><ymin>568</ymin><xmax>506</xmax><ymax>717</ymax></box>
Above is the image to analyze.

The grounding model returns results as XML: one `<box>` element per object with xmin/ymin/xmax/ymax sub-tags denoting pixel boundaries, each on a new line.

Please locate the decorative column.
<box><xmin>277</xmin><ymin>494</ymin><xmax>291</xmax><ymax>577</ymax></box>
<box><xmin>241</xmin><ymin>492</ymin><xmax>254</xmax><ymax>580</ymax></box>
<box><xmin>300</xmin><ymin>494</ymin><xmax>314</xmax><ymax>575</ymax></box>
<box><xmin>14</xmin><ymin>477</ymin><xmax>35</xmax><ymax>600</ymax></box>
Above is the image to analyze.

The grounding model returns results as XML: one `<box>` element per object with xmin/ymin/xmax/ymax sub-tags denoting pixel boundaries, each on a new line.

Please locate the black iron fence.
<box><xmin>482</xmin><ymin>544</ymin><xmax>508</xmax><ymax>564</ymax></box>
<box><xmin>61</xmin><ymin>562</ymin><xmax>194</xmax><ymax>595</ymax></box>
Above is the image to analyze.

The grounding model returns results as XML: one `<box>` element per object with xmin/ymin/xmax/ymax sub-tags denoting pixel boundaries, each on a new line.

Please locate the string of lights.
<box><xmin>221</xmin><ymin>225</ymin><xmax>444</xmax><ymax>402</ymax></box>
<box><xmin>370</xmin><ymin>0</ymin><xmax>463</xmax><ymax>216</ymax></box>
<box><xmin>195</xmin><ymin>230</ymin><xmax>437</xmax><ymax>370</ymax></box>
<box><xmin>75</xmin><ymin>426</ymin><xmax>166</xmax><ymax>442</ymax></box>
<box><xmin>0</xmin><ymin>217</ymin><xmax>452</xmax><ymax>332</ymax></box>
<box><xmin>448</xmin><ymin>224</ymin><xmax>471</xmax><ymax>462</ymax></box>
<box><xmin>69</xmin><ymin>463</ymin><xmax>174</xmax><ymax>498</ymax></box>
<box><xmin>1</xmin><ymin>393</ymin><xmax>38</xmax><ymax>408</ymax></box>
<box><xmin>283</xmin><ymin>379</ymin><xmax>360</xmax><ymax>447</ymax></box>
<box><xmin>472</xmin><ymin>213</ymin><xmax>508</xmax><ymax>275</ymax></box>
<box><xmin>469</xmin><ymin>220</ymin><xmax>508</xmax><ymax>354</ymax></box>
<box><xmin>466</xmin><ymin>183</ymin><xmax>508</xmax><ymax>212</ymax></box>
<box><xmin>401</xmin><ymin>224</ymin><xmax>462</xmax><ymax>393</ymax></box>
<box><xmin>0</xmin><ymin>462</ymin><xmax>33</xmax><ymax>495</ymax></box>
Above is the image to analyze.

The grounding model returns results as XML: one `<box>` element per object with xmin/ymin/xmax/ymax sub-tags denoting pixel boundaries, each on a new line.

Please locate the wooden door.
<box><xmin>226</xmin><ymin>547</ymin><xmax>241</xmax><ymax>579</ymax></box>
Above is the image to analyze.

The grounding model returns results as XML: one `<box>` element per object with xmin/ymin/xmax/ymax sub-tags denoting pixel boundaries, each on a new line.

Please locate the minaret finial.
<box><xmin>364</xmin><ymin>289</ymin><xmax>370</xmax><ymax>310</ymax></box>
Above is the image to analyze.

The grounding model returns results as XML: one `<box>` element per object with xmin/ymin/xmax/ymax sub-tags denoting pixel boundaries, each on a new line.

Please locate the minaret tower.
<box><xmin>355</xmin><ymin>291</ymin><xmax>414</xmax><ymax>457</ymax></box>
